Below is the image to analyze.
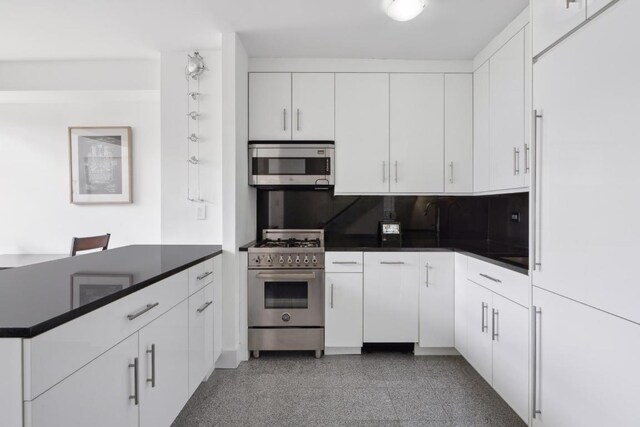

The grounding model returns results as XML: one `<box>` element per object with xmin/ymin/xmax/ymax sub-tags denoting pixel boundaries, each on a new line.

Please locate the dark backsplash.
<box><xmin>256</xmin><ymin>190</ymin><xmax>528</xmax><ymax>249</ymax></box>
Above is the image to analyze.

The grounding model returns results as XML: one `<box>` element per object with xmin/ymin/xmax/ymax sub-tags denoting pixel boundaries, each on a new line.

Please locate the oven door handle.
<box><xmin>255</xmin><ymin>272</ymin><xmax>316</xmax><ymax>280</ymax></box>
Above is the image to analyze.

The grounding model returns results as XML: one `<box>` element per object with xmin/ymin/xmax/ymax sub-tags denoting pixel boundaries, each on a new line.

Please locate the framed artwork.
<box><xmin>69</xmin><ymin>126</ymin><xmax>132</xmax><ymax>204</ymax></box>
<box><xmin>71</xmin><ymin>273</ymin><xmax>133</xmax><ymax>309</ymax></box>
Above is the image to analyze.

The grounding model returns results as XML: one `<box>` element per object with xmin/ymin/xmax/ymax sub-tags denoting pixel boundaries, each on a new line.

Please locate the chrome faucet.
<box><xmin>423</xmin><ymin>201</ymin><xmax>440</xmax><ymax>237</ymax></box>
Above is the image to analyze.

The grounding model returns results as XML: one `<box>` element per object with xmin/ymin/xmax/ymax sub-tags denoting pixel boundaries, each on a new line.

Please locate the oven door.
<box><xmin>248</xmin><ymin>269</ymin><xmax>324</xmax><ymax>327</ymax></box>
<box><xmin>248</xmin><ymin>145</ymin><xmax>334</xmax><ymax>187</ymax></box>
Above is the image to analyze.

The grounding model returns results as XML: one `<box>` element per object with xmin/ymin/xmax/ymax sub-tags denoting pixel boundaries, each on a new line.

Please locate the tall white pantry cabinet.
<box><xmin>531</xmin><ymin>0</ymin><xmax>640</xmax><ymax>425</ymax></box>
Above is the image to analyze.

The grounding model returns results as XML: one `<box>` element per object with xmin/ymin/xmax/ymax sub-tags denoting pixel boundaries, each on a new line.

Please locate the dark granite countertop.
<box><xmin>0</xmin><ymin>245</ymin><xmax>222</xmax><ymax>338</ymax></box>
<box><xmin>240</xmin><ymin>234</ymin><xmax>528</xmax><ymax>275</ymax></box>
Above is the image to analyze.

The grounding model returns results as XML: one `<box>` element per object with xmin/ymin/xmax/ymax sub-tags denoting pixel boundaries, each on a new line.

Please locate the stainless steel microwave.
<box><xmin>248</xmin><ymin>142</ymin><xmax>335</xmax><ymax>188</ymax></box>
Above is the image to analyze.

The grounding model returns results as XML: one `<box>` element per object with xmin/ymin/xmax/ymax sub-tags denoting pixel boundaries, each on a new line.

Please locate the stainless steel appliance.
<box><xmin>248</xmin><ymin>229</ymin><xmax>325</xmax><ymax>358</ymax></box>
<box><xmin>248</xmin><ymin>142</ymin><xmax>334</xmax><ymax>188</ymax></box>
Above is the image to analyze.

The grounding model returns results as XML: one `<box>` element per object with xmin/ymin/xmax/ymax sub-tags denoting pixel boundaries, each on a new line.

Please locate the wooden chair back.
<box><xmin>70</xmin><ymin>233</ymin><xmax>111</xmax><ymax>256</ymax></box>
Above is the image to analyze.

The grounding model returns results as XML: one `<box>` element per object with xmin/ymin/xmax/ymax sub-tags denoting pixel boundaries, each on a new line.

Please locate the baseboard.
<box><xmin>324</xmin><ymin>347</ymin><xmax>362</xmax><ymax>355</ymax></box>
<box><xmin>215</xmin><ymin>347</ymin><xmax>244</xmax><ymax>369</ymax></box>
<box><xmin>413</xmin><ymin>346</ymin><xmax>460</xmax><ymax>356</ymax></box>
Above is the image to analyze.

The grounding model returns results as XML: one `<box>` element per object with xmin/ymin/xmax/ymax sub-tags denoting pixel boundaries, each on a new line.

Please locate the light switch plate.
<box><xmin>196</xmin><ymin>204</ymin><xmax>206</xmax><ymax>220</ymax></box>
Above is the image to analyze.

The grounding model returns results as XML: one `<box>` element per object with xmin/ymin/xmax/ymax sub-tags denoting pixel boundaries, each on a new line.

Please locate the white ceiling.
<box><xmin>0</xmin><ymin>0</ymin><xmax>528</xmax><ymax>61</ymax></box>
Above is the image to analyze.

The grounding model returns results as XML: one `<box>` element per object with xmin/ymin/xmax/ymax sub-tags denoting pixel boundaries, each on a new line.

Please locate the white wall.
<box><xmin>219</xmin><ymin>33</ymin><xmax>255</xmax><ymax>368</ymax></box>
<box><xmin>160</xmin><ymin>50</ymin><xmax>223</xmax><ymax>244</ymax></box>
<box><xmin>0</xmin><ymin>59</ymin><xmax>161</xmax><ymax>254</ymax></box>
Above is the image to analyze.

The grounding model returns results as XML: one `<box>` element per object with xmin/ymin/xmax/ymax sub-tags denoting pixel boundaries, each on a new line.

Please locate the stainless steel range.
<box><xmin>248</xmin><ymin>229</ymin><xmax>325</xmax><ymax>358</ymax></box>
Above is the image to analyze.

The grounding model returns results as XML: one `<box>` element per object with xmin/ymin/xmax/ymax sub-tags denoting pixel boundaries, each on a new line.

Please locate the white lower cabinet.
<box><xmin>463</xmin><ymin>270</ymin><xmax>529</xmax><ymax>423</ymax></box>
<box><xmin>325</xmin><ymin>272</ymin><xmax>363</xmax><ymax>349</ymax></box>
<box><xmin>364</xmin><ymin>252</ymin><xmax>420</xmax><ymax>342</ymax></box>
<box><xmin>532</xmin><ymin>286</ymin><xmax>640</xmax><ymax>427</ymax></box>
<box><xmin>453</xmin><ymin>254</ymin><xmax>468</xmax><ymax>357</ymax></box>
<box><xmin>418</xmin><ymin>252</ymin><xmax>454</xmax><ymax>347</ymax></box>
<box><xmin>188</xmin><ymin>285</ymin><xmax>215</xmax><ymax>395</ymax></box>
<box><xmin>28</xmin><ymin>334</ymin><xmax>139</xmax><ymax>427</ymax></box>
<box><xmin>138</xmin><ymin>300</ymin><xmax>189</xmax><ymax>427</ymax></box>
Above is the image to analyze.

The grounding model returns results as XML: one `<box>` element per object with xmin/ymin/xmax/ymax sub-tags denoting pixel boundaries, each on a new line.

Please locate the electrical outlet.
<box><xmin>510</xmin><ymin>212</ymin><xmax>521</xmax><ymax>223</ymax></box>
<box><xmin>196</xmin><ymin>204</ymin><xmax>206</xmax><ymax>220</ymax></box>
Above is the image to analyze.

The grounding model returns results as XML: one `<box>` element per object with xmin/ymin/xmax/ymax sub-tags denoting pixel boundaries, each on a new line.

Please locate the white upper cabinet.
<box><xmin>533</xmin><ymin>0</ymin><xmax>640</xmax><ymax>323</ymax></box>
<box><xmin>249</xmin><ymin>73</ymin><xmax>292</xmax><ymax>140</ymax></box>
<box><xmin>292</xmin><ymin>73</ymin><xmax>335</xmax><ymax>140</ymax></box>
<box><xmin>473</xmin><ymin>62</ymin><xmax>491</xmax><ymax>193</ymax></box>
<box><xmin>490</xmin><ymin>29</ymin><xmax>526</xmax><ymax>191</ymax></box>
<box><xmin>335</xmin><ymin>73</ymin><xmax>390</xmax><ymax>194</ymax></box>
<box><xmin>418</xmin><ymin>252</ymin><xmax>454</xmax><ymax>348</ymax></box>
<box><xmin>363</xmin><ymin>252</ymin><xmax>420</xmax><ymax>343</ymax></box>
<box><xmin>444</xmin><ymin>74</ymin><xmax>473</xmax><ymax>193</ymax></box>
<box><xmin>390</xmin><ymin>73</ymin><xmax>444</xmax><ymax>193</ymax></box>
<box><xmin>587</xmin><ymin>0</ymin><xmax>614</xmax><ymax>17</ymax></box>
<box><xmin>532</xmin><ymin>0</ymin><xmax>586</xmax><ymax>56</ymax></box>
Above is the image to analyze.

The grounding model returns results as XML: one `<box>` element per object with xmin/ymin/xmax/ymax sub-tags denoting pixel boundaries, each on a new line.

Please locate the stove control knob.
<box><xmin>266</xmin><ymin>256</ymin><xmax>272</xmax><ymax>265</ymax></box>
<box><xmin>278</xmin><ymin>256</ymin><xmax>285</xmax><ymax>265</ymax></box>
<box><xmin>282</xmin><ymin>312</ymin><xmax>291</xmax><ymax>322</ymax></box>
<box><xmin>304</xmin><ymin>256</ymin><xmax>310</xmax><ymax>265</ymax></box>
<box><xmin>254</xmin><ymin>257</ymin><xmax>260</xmax><ymax>264</ymax></box>
<box><xmin>312</xmin><ymin>256</ymin><xmax>317</xmax><ymax>265</ymax></box>
<box><xmin>295</xmin><ymin>256</ymin><xmax>301</xmax><ymax>264</ymax></box>
<box><xmin>287</xmin><ymin>256</ymin><xmax>293</xmax><ymax>264</ymax></box>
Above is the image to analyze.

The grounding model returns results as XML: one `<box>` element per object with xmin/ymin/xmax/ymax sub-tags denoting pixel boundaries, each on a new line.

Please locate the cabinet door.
<box><xmin>29</xmin><ymin>334</ymin><xmax>138</xmax><ymax>427</ymax></box>
<box><xmin>249</xmin><ymin>73</ymin><xmax>292</xmax><ymax>140</ymax></box>
<box><xmin>532</xmin><ymin>0</ymin><xmax>586</xmax><ymax>56</ymax></box>
<box><xmin>532</xmin><ymin>287</ymin><xmax>640</xmax><ymax>427</ymax></box>
<box><xmin>188</xmin><ymin>285</ymin><xmax>214</xmax><ymax>396</ymax></box>
<box><xmin>363</xmin><ymin>252</ymin><xmax>420</xmax><ymax>342</ymax></box>
<box><xmin>213</xmin><ymin>255</ymin><xmax>223</xmax><ymax>363</ymax></box>
<box><xmin>490</xmin><ymin>29</ymin><xmax>526</xmax><ymax>191</ymax></box>
<box><xmin>292</xmin><ymin>73</ymin><xmax>334</xmax><ymax>140</ymax></box>
<box><xmin>473</xmin><ymin>62</ymin><xmax>491</xmax><ymax>193</ymax></box>
<box><xmin>418</xmin><ymin>252</ymin><xmax>454</xmax><ymax>347</ymax></box>
<box><xmin>325</xmin><ymin>273</ymin><xmax>363</xmax><ymax>348</ymax></box>
<box><xmin>444</xmin><ymin>74</ymin><xmax>473</xmax><ymax>193</ymax></box>
<box><xmin>454</xmin><ymin>254</ymin><xmax>468</xmax><ymax>357</ymax></box>
<box><xmin>139</xmin><ymin>300</ymin><xmax>189</xmax><ymax>427</ymax></box>
<box><xmin>335</xmin><ymin>73</ymin><xmax>390</xmax><ymax>194</ymax></box>
<box><xmin>491</xmin><ymin>294</ymin><xmax>529</xmax><ymax>423</ymax></box>
<box><xmin>587</xmin><ymin>0</ymin><xmax>614</xmax><ymax>17</ymax></box>
<box><xmin>533</xmin><ymin>0</ymin><xmax>640</xmax><ymax>323</ymax></box>
<box><xmin>465</xmin><ymin>281</ymin><xmax>493</xmax><ymax>384</ymax></box>
<box><xmin>390</xmin><ymin>73</ymin><xmax>444</xmax><ymax>193</ymax></box>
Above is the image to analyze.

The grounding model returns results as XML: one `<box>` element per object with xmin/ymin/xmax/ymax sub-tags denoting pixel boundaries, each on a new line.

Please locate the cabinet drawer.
<box><xmin>189</xmin><ymin>259</ymin><xmax>215</xmax><ymax>295</ymax></box>
<box><xmin>25</xmin><ymin>271</ymin><xmax>188</xmax><ymax>400</ymax></box>
<box><xmin>326</xmin><ymin>252</ymin><xmax>363</xmax><ymax>273</ymax></box>
<box><xmin>467</xmin><ymin>257</ymin><xmax>529</xmax><ymax>307</ymax></box>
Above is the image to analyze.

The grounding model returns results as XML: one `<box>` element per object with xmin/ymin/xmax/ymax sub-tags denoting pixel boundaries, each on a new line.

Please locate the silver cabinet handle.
<box><xmin>127</xmin><ymin>302</ymin><xmax>159</xmax><ymax>320</ymax></box>
<box><xmin>197</xmin><ymin>301</ymin><xmax>213</xmax><ymax>313</ymax></box>
<box><xmin>532</xmin><ymin>306</ymin><xmax>542</xmax><ymax>418</ymax></box>
<box><xmin>449</xmin><ymin>162</ymin><xmax>454</xmax><ymax>184</ymax></box>
<box><xmin>513</xmin><ymin>147</ymin><xmax>520</xmax><ymax>175</ymax></box>
<box><xmin>283</xmin><ymin>108</ymin><xmax>287</xmax><ymax>131</ymax></box>
<box><xmin>479</xmin><ymin>273</ymin><xmax>502</xmax><ymax>283</ymax></box>
<box><xmin>129</xmin><ymin>357</ymin><xmax>139</xmax><ymax>405</ymax></box>
<box><xmin>146</xmin><ymin>344</ymin><xmax>155</xmax><ymax>388</ymax></box>
<box><xmin>394</xmin><ymin>161</ymin><xmax>398</xmax><ymax>183</ymax></box>
<box><xmin>296</xmin><ymin>109</ymin><xmax>300</xmax><ymax>131</ymax></box>
<box><xmin>380</xmin><ymin>261</ymin><xmax>405</xmax><ymax>265</ymax></box>
<box><xmin>330</xmin><ymin>283</ymin><xmax>334</xmax><ymax>309</ymax></box>
<box><xmin>566</xmin><ymin>0</ymin><xmax>576</xmax><ymax>8</ymax></box>
<box><xmin>332</xmin><ymin>261</ymin><xmax>357</xmax><ymax>265</ymax></box>
<box><xmin>425</xmin><ymin>263</ymin><xmax>430</xmax><ymax>287</ymax></box>
<box><xmin>256</xmin><ymin>272</ymin><xmax>316</xmax><ymax>280</ymax></box>
<box><xmin>197</xmin><ymin>271</ymin><xmax>213</xmax><ymax>281</ymax></box>
<box><xmin>532</xmin><ymin>110</ymin><xmax>543</xmax><ymax>271</ymax></box>
<box><xmin>382</xmin><ymin>161</ymin><xmax>386</xmax><ymax>183</ymax></box>
<box><xmin>492</xmin><ymin>309</ymin><xmax>499</xmax><ymax>340</ymax></box>
<box><xmin>525</xmin><ymin>144</ymin><xmax>530</xmax><ymax>173</ymax></box>
<box><xmin>481</xmin><ymin>302</ymin><xmax>488</xmax><ymax>332</ymax></box>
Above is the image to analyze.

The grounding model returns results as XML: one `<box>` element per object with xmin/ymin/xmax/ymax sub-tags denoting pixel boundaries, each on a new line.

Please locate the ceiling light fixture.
<box><xmin>386</xmin><ymin>0</ymin><xmax>426</xmax><ymax>22</ymax></box>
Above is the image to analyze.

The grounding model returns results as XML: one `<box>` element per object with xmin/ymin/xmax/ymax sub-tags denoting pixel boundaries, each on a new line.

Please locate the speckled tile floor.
<box><xmin>172</xmin><ymin>352</ymin><xmax>526</xmax><ymax>427</ymax></box>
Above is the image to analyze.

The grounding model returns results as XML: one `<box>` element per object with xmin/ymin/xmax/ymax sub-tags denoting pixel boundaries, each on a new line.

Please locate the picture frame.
<box><xmin>68</xmin><ymin>126</ymin><xmax>132</xmax><ymax>204</ymax></box>
<box><xmin>70</xmin><ymin>273</ymin><xmax>133</xmax><ymax>309</ymax></box>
